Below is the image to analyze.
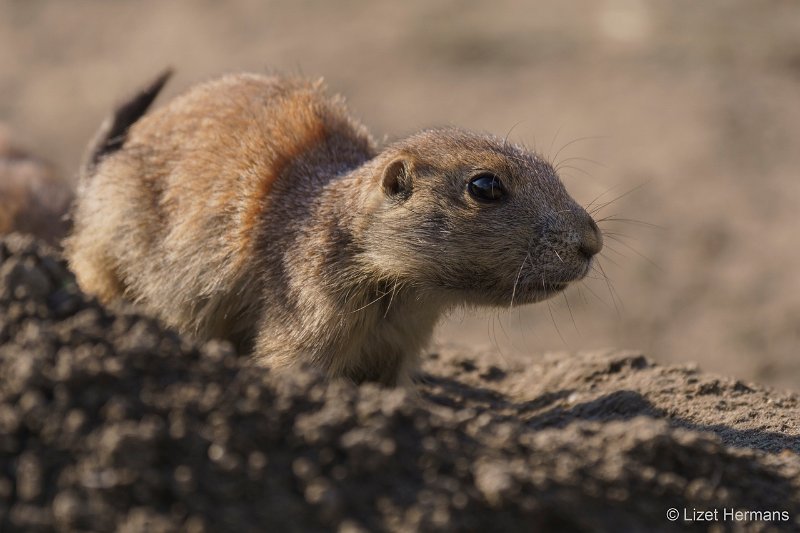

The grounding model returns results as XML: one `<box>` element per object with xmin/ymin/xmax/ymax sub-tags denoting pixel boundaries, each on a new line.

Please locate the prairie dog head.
<box><xmin>360</xmin><ymin>128</ymin><xmax>602</xmax><ymax>307</ymax></box>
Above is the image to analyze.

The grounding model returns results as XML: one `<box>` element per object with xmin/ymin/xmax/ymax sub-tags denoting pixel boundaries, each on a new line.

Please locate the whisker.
<box><xmin>600</xmin><ymin>242</ymin><xmax>628</xmax><ymax>259</ymax></box>
<box><xmin>503</xmin><ymin>121</ymin><xmax>524</xmax><ymax>149</ymax></box>
<box><xmin>347</xmin><ymin>290</ymin><xmax>388</xmax><ymax>314</ymax></box>
<box><xmin>516</xmin><ymin>305</ymin><xmax>531</xmax><ymax>348</ymax></box>
<box><xmin>547</xmin><ymin>299</ymin><xmax>567</xmax><ymax>347</ymax></box>
<box><xmin>596</xmin><ymin>215</ymin><xmax>664</xmax><ymax>230</ymax></box>
<box><xmin>555</xmin><ymin>155</ymin><xmax>607</xmax><ymax>169</ymax></box>
<box><xmin>489</xmin><ymin>312</ymin><xmax>510</xmax><ymax>366</ymax></box>
<box><xmin>596</xmin><ymin>259</ymin><xmax>622</xmax><ymax>316</ymax></box>
<box><xmin>600</xmin><ymin>230</ymin><xmax>641</xmax><ymax>242</ymax></box>
<box><xmin>490</xmin><ymin>313</ymin><xmax>497</xmax><ymax>353</ymax></box>
<box><xmin>553</xmin><ymin>164</ymin><xmax>593</xmax><ymax>178</ymax></box>
<box><xmin>552</xmin><ymin>135</ymin><xmax>608</xmax><ymax>169</ymax></box>
<box><xmin>588</xmin><ymin>180</ymin><xmax>650</xmax><ymax>216</ymax></box>
<box><xmin>596</xmin><ymin>252</ymin><xmax>623</xmax><ymax>269</ymax></box>
<box><xmin>511</xmin><ymin>231</ymin><xmax>540</xmax><ymax>308</ymax></box>
<box><xmin>580</xmin><ymin>280</ymin><xmax>613</xmax><ymax>309</ymax></box>
<box><xmin>563</xmin><ymin>291</ymin><xmax>579</xmax><ymax>336</ymax></box>
<box><xmin>605</xmin><ymin>235</ymin><xmax>662</xmax><ymax>272</ymax></box>
<box><xmin>495</xmin><ymin>312</ymin><xmax>514</xmax><ymax>353</ymax></box>
<box><xmin>492</xmin><ymin>314</ymin><xmax>511</xmax><ymax>368</ymax></box>
<box><xmin>584</xmin><ymin>184</ymin><xmax>620</xmax><ymax>211</ymax></box>
<box><xmin>547</xmin><ymin>125</ymin><xmax>564</xmax><ymax>163</ymax></box>
<box><xmin>576</xmin><ymin>285</ymin><xmax>589</xmax><ymax>305</ymax></box>
<box><xmin>583</xmin><ymin>273</ymin><xmax>611</xmax><ymax>281</ymax></box>
<box><xmin>541</xmin><ymin>270</ymin><xmax>568</xmax><ymax>347</ymax></box>
<box><xmin>383</xmin><ymin>277</ymin><xmax>401</xmax><ymax>318</ymax></box>
<box><xmin>509</xmin><ymin>250</ymin><xmax>531</xmax><ymax>308</ymax></box>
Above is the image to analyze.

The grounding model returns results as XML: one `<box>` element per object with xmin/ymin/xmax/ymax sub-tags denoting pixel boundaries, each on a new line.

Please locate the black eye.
<box><xmin>467</xmin><ymin>172</ymin><xmax>506</xmax><ymax>202</ymax></box>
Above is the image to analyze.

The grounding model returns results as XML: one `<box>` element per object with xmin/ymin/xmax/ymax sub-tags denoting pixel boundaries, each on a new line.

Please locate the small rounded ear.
<box><xmin>381</xmin><ymin>157</ymin><xmax>412</xmax><ymax>198</ymax></box>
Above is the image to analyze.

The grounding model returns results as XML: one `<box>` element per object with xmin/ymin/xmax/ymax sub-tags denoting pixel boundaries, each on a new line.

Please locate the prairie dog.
<box><xmin>0</xmin><ymin>125</ymin><xmax>73</xmax><ymax>246</ymax></box>
<box><xmin>66</xmin><ymin>71</ymin><xmax>603</xmax><ymax>385</ymax></box>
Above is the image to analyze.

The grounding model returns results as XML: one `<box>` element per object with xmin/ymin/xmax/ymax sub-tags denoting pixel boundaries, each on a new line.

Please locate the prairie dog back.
<box><xmin>68</xmin><ymin>74</ymin><xmax>374</xmax><ymax>344</ymax></box>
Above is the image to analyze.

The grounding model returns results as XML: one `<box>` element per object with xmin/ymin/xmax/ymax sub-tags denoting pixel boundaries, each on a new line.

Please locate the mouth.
<box><xmin>511</xmin><ymin>280</ymin><xmax>571</xmax><ymax>304</ymax></box>
<box><xmin>534</xmin><ymin>281</ymin><xmax>569</xmax><ymax>296</ymax></box>
<box><xmin>544</xmin><ymin>281</ymin><xmax>569</xmax><ymax>292</ymax></box>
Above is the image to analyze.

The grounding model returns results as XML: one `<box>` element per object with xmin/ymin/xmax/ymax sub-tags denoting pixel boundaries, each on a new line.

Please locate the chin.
<box><xmin>509</xmin><ymin>282</ymin><xmax>569</xmax><ymax>305</ymax></box>
<box><xmin>448</xmin><ymin>282</ymin><xmax>570</xmax><ymax>308</ymax></box>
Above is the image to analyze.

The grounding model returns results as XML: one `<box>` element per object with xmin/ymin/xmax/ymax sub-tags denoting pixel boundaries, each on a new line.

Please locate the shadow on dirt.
<box><xmin>421</xmin><ymin>374</ymin><xmax>800</xmax><ymax>454</ymax></box>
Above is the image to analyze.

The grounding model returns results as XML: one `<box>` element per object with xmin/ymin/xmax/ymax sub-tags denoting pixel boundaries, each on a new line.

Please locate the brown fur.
<box><xmin>65</xmin><ymin>72</ymin><xmax>603</xmax><ymax>385</ymax></box>
<box><xmin>0</xmin><ymin>125</ymin><xmax>73</xmax><ymax>246</ymax></box>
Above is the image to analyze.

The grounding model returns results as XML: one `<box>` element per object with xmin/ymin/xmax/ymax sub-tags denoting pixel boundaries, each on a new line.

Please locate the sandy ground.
<box><xmin>1</xmin><ymin>0</ymin><xmax>799</xmax><ymax>389</ymax></box>
<box><xmin>1</xmin><ymin>235</ymin><xmax>799</xmax><ymax>532</ymax></box>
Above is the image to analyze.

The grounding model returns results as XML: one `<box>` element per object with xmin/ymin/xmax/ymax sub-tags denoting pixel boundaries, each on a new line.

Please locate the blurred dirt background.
<box><xmin>2</xmin><ymin>0</ymin><xmax>799</xmax><ymax>390</ymax></box>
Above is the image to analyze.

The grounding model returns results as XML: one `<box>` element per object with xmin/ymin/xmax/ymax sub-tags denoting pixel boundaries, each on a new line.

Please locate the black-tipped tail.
<box><xmin>81</xmin><ymin>68</ymin><xmax>173</xmax><ymax>179</ymax></box>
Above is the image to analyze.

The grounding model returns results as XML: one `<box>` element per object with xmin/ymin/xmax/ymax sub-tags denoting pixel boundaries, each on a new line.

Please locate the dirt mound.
<box><xmin>1</xmin><ymin>235</ymin><xmax>798</xmax><ymax>532</ymax></box>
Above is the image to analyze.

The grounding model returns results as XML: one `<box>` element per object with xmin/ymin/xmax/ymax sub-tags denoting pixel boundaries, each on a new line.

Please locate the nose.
<box><xmin>578</xmin><ymin>217</ymin><xmax>603</xmax><ymax>258</ymax></box>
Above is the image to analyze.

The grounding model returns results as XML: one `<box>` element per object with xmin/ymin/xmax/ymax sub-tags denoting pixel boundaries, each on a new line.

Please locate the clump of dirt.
<box><xmin>1</xmin><ymin>235</ymin><xmax>799</xmax><ymax>532</ymax></box>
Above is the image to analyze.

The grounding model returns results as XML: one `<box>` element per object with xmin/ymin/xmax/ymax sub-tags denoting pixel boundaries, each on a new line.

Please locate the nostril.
<box><xmin>579</xmin><ymin>218</ymin><xmax>603</xmax><ymax>258</ymax></box>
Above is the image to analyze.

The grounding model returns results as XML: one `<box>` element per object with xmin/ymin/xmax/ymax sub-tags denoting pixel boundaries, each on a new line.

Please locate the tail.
<box><xmin>80</xmin><ymin>68</ymin><xmax>173</xmax><ymax>180</ymax></box>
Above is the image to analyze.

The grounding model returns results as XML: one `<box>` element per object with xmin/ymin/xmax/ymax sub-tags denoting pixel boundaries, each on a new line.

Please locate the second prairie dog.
<box><xmin>0</xmin><ymin>125</ymin><xmax>73</xmax><ymax>246</ymax></box>
<box><xmin>66</xmin><ymin>71</ymin><xmax>603</xmax><ymax>385</ymax></box>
